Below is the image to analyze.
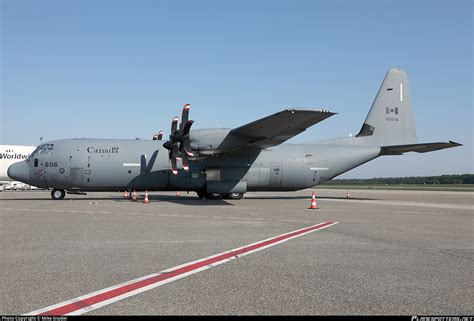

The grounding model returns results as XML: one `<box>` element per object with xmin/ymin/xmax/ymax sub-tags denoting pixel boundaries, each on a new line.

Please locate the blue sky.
<box><xmin>1</xmin><ymin>0</ymin><xmax>472</xmax><ymax>178</ymax></box>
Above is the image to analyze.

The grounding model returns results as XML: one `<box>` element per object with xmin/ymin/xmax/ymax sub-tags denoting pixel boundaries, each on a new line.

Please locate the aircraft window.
<box><xmin>304</xmin><ymin>154</ymin><xmax>315</xmax><ymax>165</ymax></box>
<box><xmin>45</xmin><ymin>144</ymin><xmax>54</xmax><ymax>155</ymax></box>
<box><xmin>36</xmin><ymin>143</ymin><xmax>54</xmax><ymax>155</ymax></box>
<box><xmin>31</xmin><ymin>146</ymin><xmax>41</xmax><ymax>155</ymax></box>
<box><xmin>34</xmin><ymin>159</ymin><xmax>38</xmax><ymax>167</ymax></box>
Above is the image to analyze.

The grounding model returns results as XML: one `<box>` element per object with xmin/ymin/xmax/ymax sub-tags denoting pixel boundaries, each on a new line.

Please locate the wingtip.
<box><xmin>449</xmin><ymin>140</ymin><xmax>463</xmax><ymax>147</ymax></box>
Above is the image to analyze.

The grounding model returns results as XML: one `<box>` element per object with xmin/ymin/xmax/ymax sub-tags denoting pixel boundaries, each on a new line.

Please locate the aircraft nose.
<box><xmin>7</xmin><ymin>161</ymin><xmax>30</xmax><ymax>182</ymax></box>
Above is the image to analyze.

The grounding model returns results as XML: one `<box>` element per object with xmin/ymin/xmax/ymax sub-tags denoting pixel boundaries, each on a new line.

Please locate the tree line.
<box><xmin>324</xmin><ymin>174</ymin><xmax>474</xmax><ymax>185</ymax></box>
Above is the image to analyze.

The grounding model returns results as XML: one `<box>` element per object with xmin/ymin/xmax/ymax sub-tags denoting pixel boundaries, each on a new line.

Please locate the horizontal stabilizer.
<box><xmin>231</xmin><ymin>109</ymin><xmax>336</xmax><ymax>148</ymax></box>
<box><xmin>380</xmin><ymin>141</ymin><xmax>462</xmax><ymax>155</ymax></box>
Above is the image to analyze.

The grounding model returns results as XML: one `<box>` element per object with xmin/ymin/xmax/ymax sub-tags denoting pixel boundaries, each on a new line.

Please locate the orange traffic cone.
<box><xmin>346</xmin><ymin>191</ymin><xmax>351</xmax><ymax>198</ymax></box>
<box><xmin>143</xmin><ymin>190</ymin><xmax>150</xmax><ymax>203</ymax></box>
<box><xmin>131</xmin><ymin>190</ymin><xmax>137</xmax><ymax>202</ymax></box>
<box><xmin>309</xmin><ymin>191</ymin><xmax>318</xmax><ymax>209</ymax></box>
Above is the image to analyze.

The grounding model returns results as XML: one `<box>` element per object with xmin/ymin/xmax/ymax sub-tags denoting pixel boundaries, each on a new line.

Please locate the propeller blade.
<box><xmin>181</xmin><ymin>104</ymin><xmax>190</xmax><ymax>131</ymax></box>
<box><xmin>182</xmin><ymin>120</ymin><xmax>194</xmax><ymax>135</ymax></box>
<box><xmin>153</xmin><ymin>130</ymin><xmax>164</xmax><ymax>140</ymax></box>
<box><xmin>171</xmin><ymin>156</ymin><xmax>178</xmax><ymax>175</ymax></box>
<box><xmin>172</xmin><ymin>145</ymin><xmax>181</xmax><ymax>160</ymax></box>
<box><xmin>171</xmin><ymin>117</ymin><xmax>179</xmax><ymax>134</ymax></box>
<box><xmin>182</xmin><ymin>139</ymin><xmax>194</xmax><ymax>157</ymax></box>
<box><xmin>181</xmin><ymin>152</ymin><xmax>189</xmax><ymax>171</ymax></box>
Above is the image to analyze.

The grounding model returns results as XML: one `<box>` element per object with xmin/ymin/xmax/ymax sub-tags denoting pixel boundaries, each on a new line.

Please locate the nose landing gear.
<box><xmin>51</xmin><ymin>189</ymin><xmax>65</xmax><ymax>200</ymax></box>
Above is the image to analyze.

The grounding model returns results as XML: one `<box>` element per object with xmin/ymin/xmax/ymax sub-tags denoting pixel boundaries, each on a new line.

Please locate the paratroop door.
<box><xmin>70</xmin><ymin>167</ymin><xmax>83</xmax><ymax>187</ymax></box>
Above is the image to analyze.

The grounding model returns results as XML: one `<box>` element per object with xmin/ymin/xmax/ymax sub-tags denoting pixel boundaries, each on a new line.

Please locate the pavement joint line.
<box><xmin>0</xmin><ymin>207</ymin><xmax>315</xmax><ymax>224</ymax></box>
<box><xmin>24</xmin><ymin>221</ymin><xmax>338</xmax><ymax>316</ymax></box>
<box><xmin>330</xmin><ymin>229</ymin><xmax>474</xmax><ymax>262</ymax></box>
<box><xmin>321</xmin><ymin>198</ymin><xmax>473</xmax><ymax>210</ymax></box>
<box><xmin>394</xmin><ymin>210</ymin><xmax>453</xmax><ymax>215</ymax></box>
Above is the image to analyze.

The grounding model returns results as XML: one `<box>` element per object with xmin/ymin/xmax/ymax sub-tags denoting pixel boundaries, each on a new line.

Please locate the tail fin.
<box><xmin>356</xmin><ymin>68</ymin><xmax>417</xmax><ymax>146</ymax></box>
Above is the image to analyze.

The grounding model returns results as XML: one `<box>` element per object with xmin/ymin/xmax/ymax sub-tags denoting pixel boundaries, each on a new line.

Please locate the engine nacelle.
<box><xmin>189</xmin><ymin>129</ymin><xmax>249</xmax><ymax>156</ymax></box>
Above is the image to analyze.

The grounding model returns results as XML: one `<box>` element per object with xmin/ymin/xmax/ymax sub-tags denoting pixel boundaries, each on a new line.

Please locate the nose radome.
<box><xmin>7</xmin><ymin>161</ymin><xmax>30</xmax><ymax>182</ymax></box>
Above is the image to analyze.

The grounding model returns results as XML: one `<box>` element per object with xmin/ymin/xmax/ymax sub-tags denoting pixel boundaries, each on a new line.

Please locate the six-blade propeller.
<box><xmin>162</xmin><ymin>104</ymin><xmax>195</xmax><ymax>174</ymax></box>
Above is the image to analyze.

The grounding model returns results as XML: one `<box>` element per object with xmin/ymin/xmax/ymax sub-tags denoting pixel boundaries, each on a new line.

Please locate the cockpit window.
<box><xmin>27</xmin><ymin>146</ymin><xmax>41</xmax><ymax>161</ymax></box>
<box><xmin>28</xmin><ymin>144</ymin><xmax>54</xmax><ymax>158</ymax></box>
<box><xmin>43</xmin><ymin>144</ymin><xmax>54</xmax><ymax>155</ymax></box>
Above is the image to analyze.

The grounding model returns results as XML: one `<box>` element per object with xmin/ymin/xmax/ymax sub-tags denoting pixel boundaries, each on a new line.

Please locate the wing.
<box><xmin>380</xmin><ymin>141</ymin><xmax>462</xmax><ymax>155</ymax></box>
<box><xmin>229</xmin><ymin>109</ymin><xmax>336</xmax><ymax>148</ymax></box>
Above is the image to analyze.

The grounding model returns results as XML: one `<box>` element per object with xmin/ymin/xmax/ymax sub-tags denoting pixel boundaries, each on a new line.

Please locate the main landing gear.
<box><xmin>51</xmin><ymin>189</ymin><xmax>65</xmax><ymax>200</ymax></box>
<box><xmin>225</xmin><ymin>192</ymin><xmax>244</xmax><ymax>200</ymax></box>
<box><xmin>196</xmin><ymin>191</ymin><xmax>244</xmax><ymax>200</ymax></box>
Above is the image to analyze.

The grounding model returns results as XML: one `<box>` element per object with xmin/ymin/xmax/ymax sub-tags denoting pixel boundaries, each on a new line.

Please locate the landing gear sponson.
<box><xmin>49</xmin><ymin>189</ymin><xmax>244</xmax><ymax>200</ymax></box>
<box><xmin>196</xmin><ymin>191</ymin><xmax>244</xmax><ymax>200</ymax></box>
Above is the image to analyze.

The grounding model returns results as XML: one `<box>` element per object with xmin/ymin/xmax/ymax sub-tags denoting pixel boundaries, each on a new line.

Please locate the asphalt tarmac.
<box><xmin>0</xmin><ymin>189</ymin><xmax>472</xmax><ymax>315</ymax></box>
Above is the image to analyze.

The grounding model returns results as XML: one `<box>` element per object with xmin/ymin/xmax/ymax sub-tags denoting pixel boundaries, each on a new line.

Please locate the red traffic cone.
<box><xmin>143</xmin><ymin>190</ymin><xmax>149</xmax><ymax>203</ymax></box>
<box><xmin>131</xmin><ymin>190</ymin><xmax>137</xmax><ymax>202</ymax></box>
<box><xmin>309</xmin><ymin>191</ymin><xmax>318</xmax><ymax>209</ymax></box>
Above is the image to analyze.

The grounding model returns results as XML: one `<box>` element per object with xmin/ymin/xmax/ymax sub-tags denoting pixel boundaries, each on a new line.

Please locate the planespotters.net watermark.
<box><xmin>412</xmin><ymin>317</ymin><xmax>473</xmax><ymax>321</ymax></box>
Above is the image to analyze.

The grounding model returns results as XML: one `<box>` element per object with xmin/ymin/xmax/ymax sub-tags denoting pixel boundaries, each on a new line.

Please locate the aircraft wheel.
<box><xmin>225</xmin><ymin>192</ymin><xmax>244</xmax><ymax>200</ymax></box>
<box><xmin>205</xmin><ymin>192</ymin><xmax>224</xmax><ymax>200</ymax></box>
<box><xmin>51</xmin><ymin>189</ymin><xmax>65</xmax><ymax>200</ymax></box>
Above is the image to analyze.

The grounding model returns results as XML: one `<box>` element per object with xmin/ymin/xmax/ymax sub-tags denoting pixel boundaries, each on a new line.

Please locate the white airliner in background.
<box><xmin>0</xmin><ymin>145</ymin><xmax>36</xmax><ymax>185</ymax></box>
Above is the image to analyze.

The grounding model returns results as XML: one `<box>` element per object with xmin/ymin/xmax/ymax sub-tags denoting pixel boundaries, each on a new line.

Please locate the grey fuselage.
<box><xmin>18</xmin><ymin>137</ymin><xmax>380</xmax><ymax>193</ymax></box>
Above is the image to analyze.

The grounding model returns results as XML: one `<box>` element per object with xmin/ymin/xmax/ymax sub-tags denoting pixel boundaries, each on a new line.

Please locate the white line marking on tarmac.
<box><xmin>25</xmin><ymin>221</ymin><xmax>338</xmax><ymax>316</ymax></box>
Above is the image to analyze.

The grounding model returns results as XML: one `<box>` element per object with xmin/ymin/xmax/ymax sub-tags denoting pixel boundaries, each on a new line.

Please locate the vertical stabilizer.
<box><xmin>356</xmin><ymin>68</ymin><xmax>417</xmax><ymax>146</ymax></box>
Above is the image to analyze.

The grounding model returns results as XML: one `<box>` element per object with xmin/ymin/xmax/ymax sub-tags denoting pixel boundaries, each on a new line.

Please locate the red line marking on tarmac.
<box><xmin>26</xmin><ymin>221</ymin><xmax>338</xmax><ymax>316</ymax></box>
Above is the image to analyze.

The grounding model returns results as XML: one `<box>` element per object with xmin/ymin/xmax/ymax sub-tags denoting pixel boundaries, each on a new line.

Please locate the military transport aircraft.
<box><xmin>8</xmin><ymin>69</ymin><xmax>461</xmax><ymax>200</ymax></box>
